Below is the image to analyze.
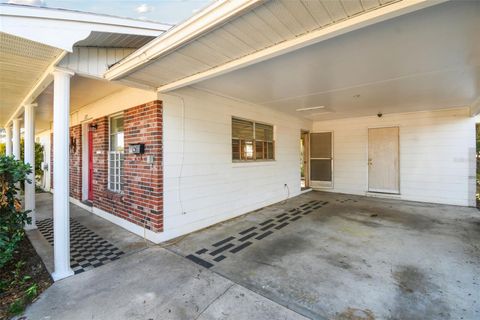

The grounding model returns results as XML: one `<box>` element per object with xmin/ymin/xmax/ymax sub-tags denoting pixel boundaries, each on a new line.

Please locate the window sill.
<box><xmin>232</xmin><ymin>160</ymin><xmax>276</xmax><ymax>168</ymax></box>
<box><xmin>105</xmin><ymin>190</ymin><xmax>124</xmax><ymax>200</ymax></box>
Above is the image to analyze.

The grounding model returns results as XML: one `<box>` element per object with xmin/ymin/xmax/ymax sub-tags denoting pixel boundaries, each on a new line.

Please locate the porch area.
<box><xmin>27</xmin><ymin>192</ymin><xmax>148</xmax><ymax>275</ymax></box>
<box><xmin>23</xmin><ymin>191</ymin><xmax>480</xmax><ymax>320</ymax></box>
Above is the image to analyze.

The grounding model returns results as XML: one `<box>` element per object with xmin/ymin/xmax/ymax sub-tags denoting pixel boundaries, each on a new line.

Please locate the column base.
<box><xmin>52</xmin><ymin>269</ymin><xmax>74</xmax><ymax>281</ymax></box>
<box><xmin>24</xmin><ymin>223</ymin><xmax>37</xmax><ymax>231</ymax></box>
<box><xmin>24</xmin><ymin>209</ymin><xmax>37</xmax><ymax>230</ymax></box>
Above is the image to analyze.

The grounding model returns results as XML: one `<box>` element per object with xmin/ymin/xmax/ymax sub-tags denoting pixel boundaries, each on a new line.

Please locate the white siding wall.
<box><xmin>312</xmin><ymin>108</ymin><xmax>476</xmax><ymax>206</ymax></box>
<box><xmin>59</xmin><ymin>47</ymin><xmax>136</xmax><ymax>79</ymax></box>
<box><xmin>70</xmin><ymin>87</ymin><xmax>157</xmax><ymax>126</ymax></box>
<box><xmin>161</xmin><ymin>88</ymin><xmax>311</xmax><ymax>239</ymax></box>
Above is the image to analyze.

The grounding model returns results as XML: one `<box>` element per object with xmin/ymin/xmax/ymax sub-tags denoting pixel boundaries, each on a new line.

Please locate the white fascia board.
<box><xmin>0</xmin><ymin>4</ymin><xmax>170</xmax><ymax>51</ymax></box>
<box><xmin>157</xmin><ymin>0</ymin><xmax>449</xmax><ymax>92</ymax></box>
<box><xmin>104</xmin><ymin>0</ymin><xmax>264</xmax><ymax>80</ymax></box>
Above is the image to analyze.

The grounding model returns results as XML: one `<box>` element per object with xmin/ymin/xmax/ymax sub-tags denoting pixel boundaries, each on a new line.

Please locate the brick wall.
<box><xmin>69</xmin><ymin>125</ymin><xmax>82</xmax><ymax>200</ymax></box>
<box><xmin>90</xmin><ymin>101</ymin><xmax>164</xmax><ymax>232</ymax></box>
<box><xmin>49</xmin><ymin>101</ymin><xmax>164</xmax><ymax>233</ymax></box>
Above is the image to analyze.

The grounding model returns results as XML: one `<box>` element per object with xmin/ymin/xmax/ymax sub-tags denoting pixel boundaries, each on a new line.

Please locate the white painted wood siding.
<box><xmin>59</xmin><ymin>47</ymin><xmax>136</xmax><ymax>78</ymax></box>
<box><xmin>161</xmin><ymin>88</ymin><xmax>312</xmax><ymax>238</ymax></box>
<box><xmin>312</xmin><ymin>108</ymin><xmax>476</xmax><ymax>206</ymax></box>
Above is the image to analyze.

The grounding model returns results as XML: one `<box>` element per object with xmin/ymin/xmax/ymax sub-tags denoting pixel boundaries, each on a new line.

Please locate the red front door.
<box><xmin>88</xmin><ymin>129</ymin><xmax>94</xmax><ymax>201</ymax></box>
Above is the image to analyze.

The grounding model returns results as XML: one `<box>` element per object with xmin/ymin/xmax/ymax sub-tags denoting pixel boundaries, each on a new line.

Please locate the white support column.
<box><xmin>24</xmin><ymin>103</ymin><xmax>37</xmax><ymax>230</ymax></box>
<box><xmin>52</xmin><ymin>68</ymin><xmax>74</xmax><ymax>281</ymax></box>
<box><xmin>5</xmin><ymin>124</ymin><xmax>12</xmax><ymax>156</ymax></box>
<box><xmin>12</xmin><ymin>118</ymin><xmax>21</xmax><ymax>160</ymax></box>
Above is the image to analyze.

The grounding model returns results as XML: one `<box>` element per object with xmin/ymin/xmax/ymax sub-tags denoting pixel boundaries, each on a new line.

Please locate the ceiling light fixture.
<box><xmin>310</xmin><ymin>111</ymin><xmax>332</xmax><ymax>116</ymax></box>
<box><xmin>296</xmin><ymin>106</ymin><xmax>325</xmax><ymax>112</ymax></box>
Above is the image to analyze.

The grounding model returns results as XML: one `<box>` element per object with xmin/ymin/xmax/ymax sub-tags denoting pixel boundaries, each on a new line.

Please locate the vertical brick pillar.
<box><xmin>91</xmin><ymin>117</ymin><xmax>109</xmax><ymax>206</ymax></box>
<box><xmin>69</xmin><ymin>125</ymin><xmax>82</xmax><ymax>200</ymax></box>
<box><xmin>124</xmin><ymin>100</ymin><xmax>163</xmax><ymax>232</ymax></box>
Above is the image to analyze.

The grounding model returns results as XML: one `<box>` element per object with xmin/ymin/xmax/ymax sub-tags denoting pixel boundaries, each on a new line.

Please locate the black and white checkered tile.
<box><xmin>185</xmin><ymin>199</ymin><xmax>329</xmax><ymax>268</ymax></box>
<box><xmin>37</xmin><ymin>218</ymin><xmax>124</xmax><ymax>274</ymax></box>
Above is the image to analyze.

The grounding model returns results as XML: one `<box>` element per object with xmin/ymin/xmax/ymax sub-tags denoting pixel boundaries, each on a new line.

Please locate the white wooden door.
<box><xmin>368</xmin><ymin>127</ymin><xmax>399</xmax><ymax>193</ymax></box>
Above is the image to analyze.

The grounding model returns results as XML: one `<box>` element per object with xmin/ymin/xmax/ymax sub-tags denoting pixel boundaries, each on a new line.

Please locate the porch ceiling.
<box><xmin>0</xmin><ymin>32</ymin><xmax>63</xmax><ymax>126</ymax></box>
<box><xmin>34</xmin><ymin>76</ymin><xmax>126</xmax><ymax>134</ymax></box>
<box><xmin>193</xmin><ymin>0</ymin><xmax>480</xmax><ymax>120</ymax></box>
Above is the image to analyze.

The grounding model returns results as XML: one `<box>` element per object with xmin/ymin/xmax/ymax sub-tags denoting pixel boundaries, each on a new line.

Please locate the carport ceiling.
<box><xmin>193</xmin><ymin>1</ymin><xmax>480</xmax><ymax>121</ymax></box>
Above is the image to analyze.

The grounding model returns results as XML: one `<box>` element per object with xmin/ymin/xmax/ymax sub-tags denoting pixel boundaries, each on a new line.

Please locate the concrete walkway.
<box><xmin>20</xmin><ymin>247</ymin><xmax>306</xmax><ymax>320</ymax></box>
<box><xmin>20</xmin><ymin>191</ymin><xmax>480</xmax><ymax>320</ymax></box>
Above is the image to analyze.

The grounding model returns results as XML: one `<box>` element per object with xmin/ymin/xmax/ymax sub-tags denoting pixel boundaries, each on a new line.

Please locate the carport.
<box><xmin>169</xmin><ymin>191</ymin><xmax>479</xmax><ymax>319</ymax></box>
<box><xmin>23</xmin><ymin>191</ymin><xmax>479</xmax><ymax>319</ymax></box>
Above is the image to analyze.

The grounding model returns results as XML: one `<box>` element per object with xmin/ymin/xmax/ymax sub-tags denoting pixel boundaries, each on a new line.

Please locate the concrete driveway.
<box><xmin>169</xmin><ymin>191</ymin><xmax>480</xmax><ymax>320</ymax></box>
<box><xmin>21</xmin><ymin>192</ymin><xmax>479</xmax><ymax>320</ymax></box>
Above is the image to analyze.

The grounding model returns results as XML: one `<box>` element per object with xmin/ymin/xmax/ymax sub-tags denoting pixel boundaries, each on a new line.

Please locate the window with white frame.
<box><xmin>108</xmin><ymin>114</ymin><xmax>124</xmax><ymax>192</ymax></box>
<box><xmin>232</xmin><ymin>117</ymin><xmax>274</xmax><ymax>161</ymax></box>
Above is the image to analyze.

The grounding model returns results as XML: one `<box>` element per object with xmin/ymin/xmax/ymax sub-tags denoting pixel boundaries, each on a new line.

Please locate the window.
<box><xmin>232</xmin><ymin>117</ymin><xmax>274</xmax><ymax>161</ymax></box>
<box><xmin>108</xmin><ymin>114</ymin><xmax>124</xmax><ymax>192</ymax></box>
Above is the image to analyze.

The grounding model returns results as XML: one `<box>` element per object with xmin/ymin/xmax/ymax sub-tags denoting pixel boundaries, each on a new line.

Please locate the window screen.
<box><xmin>310</xmin><ymin>132</ymin><xmax>332</xmax><ymax>183</ymax></box>
<box><xmin>310</xmin><ymin>132</ymin><xmax>331</xmax><ymax>158</ymax></box>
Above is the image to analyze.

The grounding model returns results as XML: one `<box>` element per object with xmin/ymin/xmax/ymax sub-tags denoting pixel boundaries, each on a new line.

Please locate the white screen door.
<box><xmin>310</xmin><ymin>132</ymin><xmax>333</xmax><ymax>188</ymax></box>
<box><xmin>368</xmin><ymin>127</ymin><xmax>399</xmax><ymax>193</ymax></box>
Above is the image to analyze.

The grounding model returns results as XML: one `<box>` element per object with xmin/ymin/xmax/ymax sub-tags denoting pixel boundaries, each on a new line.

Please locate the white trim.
<box><xmin>69</xmin><ymin>197</ymin><xmax>169</xmax><ymax>244</ymax></box>
<box><xmin>1</xmin><ymin>4</ymin><xmax>169</xmax><ymax>54</ymax></box>
<box><xmin>104</xmin><ymin>0</ymin><xmax>263</xmax><ymax>80</ymax></box>
<box><xmin>107</xmin><ymin>113</ymin><xmax>125</xmax><ymax>193</ymax></box>
<box><xmin>300</xmin><ymin>188</ymin><xmax>313</xmax><ymax>195</ymax></box>
<box><xmin>70</xmin><ymin>197</ymin><xmax>93</xmax><ymax>213</ymax></box>
<box><xmin>154</xmin><ymin>0</ymin><xmax>448</xmax><ymax>92</ymax></box>
<box><xmin>309</xmin><ymin>131</ymin><xmax>334</xmax><ymax>189</ymax></box>
<box><xmin>0</xmin><ymin>4</ymin><xmax>170</xmax><ymax>32</ymax></box>
<box><xmin>365</xmin><ymin>192</ymin><xmax>402</xmax><ymax>200</ymax></box>
<box><xmin>81</xmin><ymin>122</ymin><xmax>90</xmax><ymax>201</ymax></box>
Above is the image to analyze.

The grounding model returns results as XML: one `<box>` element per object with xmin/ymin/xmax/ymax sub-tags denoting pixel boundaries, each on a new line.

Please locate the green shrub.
<box><xmin>0</xmin><ymin>156</ymin><xmax>32</xmax><ymax>268</ymax></box>
<box><xmin>19</xmin><ymin>140</ymin><xmax>44</xmax><ymax>179</ymax></box>
<box><xmin>0</xmin><ymin>141</ymin><xmax>44</xmax><ymax>179</ymax></box>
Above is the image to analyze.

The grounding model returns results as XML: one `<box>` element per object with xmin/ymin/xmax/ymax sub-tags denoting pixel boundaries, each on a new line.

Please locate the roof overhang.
<box><xmin>0</xmin><ymin>4</ymin><xmax>171</xmax><ymax>52</ymax></box>
<box><xmin>105</xmin><ymin>0</ymin><xmax>264</xmax><ymax>81</ymax></box>
<box><xmin>104</xmin><ymin>0</ymin><xmax>448</xmax><ymax>92</ymax></box>
<box><xmin>1</xmin><ymin>4</ymin><xmax>171</xmax><ymax>128</ymax></box>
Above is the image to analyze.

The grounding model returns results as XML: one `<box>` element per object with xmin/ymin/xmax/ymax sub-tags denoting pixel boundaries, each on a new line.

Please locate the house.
<box><xmin>1</xmin><ymin>0</ymin><xmax>478</xmax><ymax>280</ymax></box>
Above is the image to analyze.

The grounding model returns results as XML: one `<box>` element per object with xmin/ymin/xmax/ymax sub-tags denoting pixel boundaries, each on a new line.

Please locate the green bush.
<box><xmin>0</xmin><ymin>156</ymin><xmax>32</xmax><ymax>269</ymax></box>
<box><xmin>20</xmin><ymin>140</ymin><xmax>44</xmax><ymax>179</ymax></box>
<box><xmin>0</xmin><ymin>141</ymin><xmax>44</xmax><ymax>179</ymax></box>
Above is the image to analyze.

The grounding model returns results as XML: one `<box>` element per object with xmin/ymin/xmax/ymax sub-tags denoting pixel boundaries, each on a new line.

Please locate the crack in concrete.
<box><xmin>193</xmin><ymin>283</ymin><xmax>236</xmax><ymax>320</ymax></box>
